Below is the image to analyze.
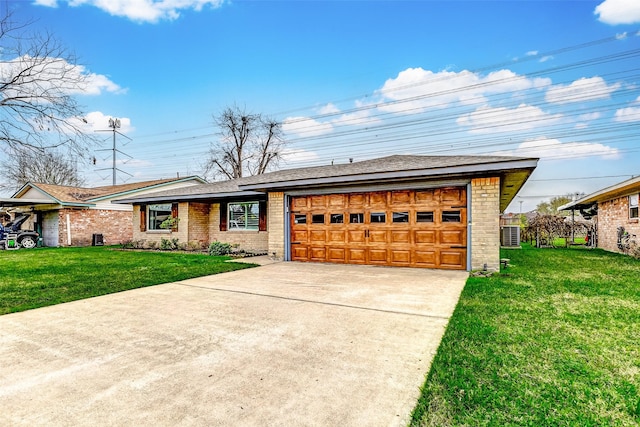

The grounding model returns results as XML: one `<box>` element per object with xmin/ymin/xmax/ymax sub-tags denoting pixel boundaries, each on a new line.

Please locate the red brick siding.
<box><xmin>598</xmin><ymin>197</ymin><xmax>640</xmax><ymax>253</ymax></box>
<box><xmin>58</xmin><ymin>208</ymin><xmax>132</xmax><ymax>246</ymax></box>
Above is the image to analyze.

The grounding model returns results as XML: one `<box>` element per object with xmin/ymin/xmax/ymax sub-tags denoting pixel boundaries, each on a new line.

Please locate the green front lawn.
<box><xmin>0</xmin><ymin>246</ymin><xmax>255</xmax><ymax>315</ymax></box>
<box><xmin>412</xmin><ymin>244</ymin><xmax>640</xmax><ymax>426</ymax></box>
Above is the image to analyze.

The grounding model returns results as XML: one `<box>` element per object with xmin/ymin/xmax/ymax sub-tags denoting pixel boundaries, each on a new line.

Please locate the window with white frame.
<box><xmin>228</xmin><ymin>202</ymin><xmax>259</xmax><ymax>230</ymax></box>
<box><xmin>148</xmin><ymin>204</ymin><xmax>172</xmax><ymax>230</ymax></box>
<box><xmin>630</xmin><ymin>194</ymin><xmax>639</xmax><ymax>219</ymax></box>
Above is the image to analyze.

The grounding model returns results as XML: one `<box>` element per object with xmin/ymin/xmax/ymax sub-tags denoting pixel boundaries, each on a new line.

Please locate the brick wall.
<box><xmin>188</xmin><ymin>202</ymin><xmax>210</xmax><ymax>246</ymax></box>
<box><xmin>58</xmin><ymin>208</ymin><xmax>132</xmax><ymax>246</ymax></box>
<box><xmin>471</xmin><ymin>177</ymin><xmax>500</xmax><ymax>271</ymax></box>
<box><xmin>267</xmin><ymin>192</ymin><xmax>285</xmax><ymax>259</ymax></box>
<box><xmin>598</xmin><ymin>196</ymin><xmax>640</xmax><ymax>253</ymax></box>
<box><xmin>209</xmin><ymin>203</ymin><xmax>268</xmax><ymax>252</ymax></box>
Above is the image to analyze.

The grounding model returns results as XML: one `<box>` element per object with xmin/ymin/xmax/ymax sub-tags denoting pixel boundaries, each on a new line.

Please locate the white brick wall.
<box><xmin>471</xmin><ymin>177</ymin><xmax>500</xmax><ymax>271</ymax></box>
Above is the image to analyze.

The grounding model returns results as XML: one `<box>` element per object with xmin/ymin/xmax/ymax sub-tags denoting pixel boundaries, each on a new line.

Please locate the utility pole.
<box><xmin>96</xmin><ymin>118</ymin><xmax>132</xmax><ymax>185</ymax></box>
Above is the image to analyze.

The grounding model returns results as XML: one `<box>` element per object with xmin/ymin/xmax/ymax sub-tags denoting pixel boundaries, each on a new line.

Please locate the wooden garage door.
<box><xmin>290</xmin><ymin>188</ymin><xmax>467</xmax><ymax>269</ymax></box>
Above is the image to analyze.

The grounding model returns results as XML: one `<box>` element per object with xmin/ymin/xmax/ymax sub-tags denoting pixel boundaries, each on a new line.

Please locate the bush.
<box><xmin>209</xmin><ymin>241</ymin><xmax>232</xmax><ymax>256</ymax></box>
<box><xmin>160</xmin><ymin>238</ymin><xmax>180</xmax><ymax>251</ymax></box>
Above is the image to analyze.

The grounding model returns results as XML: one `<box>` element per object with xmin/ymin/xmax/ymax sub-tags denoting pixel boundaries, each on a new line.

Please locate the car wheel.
<box><xmin>18</xmin><ymin>235</ymin><xmax>37</xmax><ymax>249</ymax></box>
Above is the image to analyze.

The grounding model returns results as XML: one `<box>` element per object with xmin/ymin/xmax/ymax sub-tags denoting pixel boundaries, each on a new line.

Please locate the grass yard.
<box><xmin>412</xmin><ymin>244</ymin><xmax>640</xmax><ymax>426</ymax></box>
<box><xmin>0</xmin><ymin>246</ymin><xmax>255</xmax><ymax>315</ymax></box>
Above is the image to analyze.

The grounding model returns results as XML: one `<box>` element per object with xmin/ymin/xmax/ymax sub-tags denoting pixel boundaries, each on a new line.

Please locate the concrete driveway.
<box><xmin>0</xmin><ymin>261</ymin><xmax>467</xmax><ymax>427</ymax></box>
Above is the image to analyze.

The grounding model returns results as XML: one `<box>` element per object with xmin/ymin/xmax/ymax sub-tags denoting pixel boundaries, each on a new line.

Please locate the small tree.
<box><xmin>203</xmin><ymin>106</ymin><xmax>286</xmax><ymax>180</ymax></box>
<box><xmin>1</xmin><ymin>148</ymin><xmax>85</xmax><ymax>193</ymax></box>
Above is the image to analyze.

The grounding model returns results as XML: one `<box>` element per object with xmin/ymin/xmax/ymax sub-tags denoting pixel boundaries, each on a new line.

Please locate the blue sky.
<box><xmin>10</xmin><ymin>0</ymin><xmax>640</xmax><ymax>211</ymax></box>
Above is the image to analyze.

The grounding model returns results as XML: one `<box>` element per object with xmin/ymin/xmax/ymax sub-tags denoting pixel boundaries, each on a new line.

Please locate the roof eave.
<box><xmin>238</xmin><ymin>158</ymin><xmax>539</xmax><ymax>191</ymax></box>
<box><xmin>87</xmin><ymin>176</ymin><xmax>208</xmax><ymax>202</ymax></box>
<box><xmin>114</xmin><ymin>190</ymin><xmax>266</xmax><ymax>204</ymax></box>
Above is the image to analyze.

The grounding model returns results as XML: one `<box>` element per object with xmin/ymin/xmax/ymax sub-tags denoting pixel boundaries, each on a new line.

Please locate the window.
<box><xmin>416</xmin><ymin>211</ymin><xmax>434</xmax><ymax>223</ymax></box>
<box><xmin>392</xmin><ymin>212</ymin><xmax>409</xmax><ymax>223</ymax></box>
<box><xmin>148</xmin><ymin>204</ymin><xmax>172</xmax><ymax>230</ymax></box>
<box><xmin>228</xmin><ymin>202</ymin><xmax>259</xmax><ymax>230</ymax></box>
<box><xmin>312</xmin><ymin>214</ymin><xmax>325</xmax><ymax>224</ymax></box>
<box><xmin>330</xmin><ymin>213</ymin><xmax>344</xmax><ymax>224</ymax></box>
<box><xmin>442</xmin><ymin>211</ymin><xmax>461</xmax><ymax>222</ymax></box>
<box><xmin>630</xmin><ymin>194</ymin><xmax>639</xmax><ymax>219</ymax></box>
<box><xmin>370</xmin><ymin>212</ymin><xmax>386</xmax><ymax>223</ymax></box>
<box><xmin>294</xmin><ymin>214</ymin><xmax>307</xmax><ymax>224</ymax></box>
<box><xmin>350</xmin><ymin>213</ymin><xmax>364</xmax><ymax>224</ymax></box>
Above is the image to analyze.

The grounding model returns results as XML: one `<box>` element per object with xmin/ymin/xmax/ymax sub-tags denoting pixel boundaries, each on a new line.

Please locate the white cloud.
<box><xmin>456</xmin><ymin>104</ymin><xmax>562</xmax><ymax>134</ymax></box>
<box><xmin>595</xmin><ymin>0</ymin><xmax>640</xmax><ymax>25</ymax></box>
<box><xmin>283</xmin><ymin>116</ymin><xmax>334</xmax><ymax>137</ymax></box>
<box><xmin>375</xmin><ymin>67</ymin><xmax>550</xmax><ymax>114</ymax></box>
<box><xmin>281</xmin><ymin>148</ymin><xmax>320</xmax><ymax>164</ymax></box>
<box><xmin>70</xmin><ymin>111</ymin><xmax>134</xmax><ymax>134</ymax></box>
<box><xmin>318</xmin><ymin>103</ymin><xmax>340</xmax><ymax>115</ymax></box>
<box><xmin>494</xmin><ymin>138</ymin><xmax>620</xmax><ymax>160</ymax></box>
<box><xmin>35</xmin><ymin>0</ymin><xmax>225</xmax><ymax>23</ymax></box>
<box><xmin>0</xmin><ymin>55</ymin><xmax>123</xmax><ymax>97</ymax></box>
<box><xmin>545</xmin><ymin>77</ymin><xmax>621</xmax><ymax>104</ymax></box>
<box><xmin>614</xmin><ymin>96</ymin><xmax>640</xmax><ymax>122</ymax></box>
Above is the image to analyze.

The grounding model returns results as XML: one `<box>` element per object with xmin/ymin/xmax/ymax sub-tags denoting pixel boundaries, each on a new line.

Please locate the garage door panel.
<box><xmin>327</xmin><ymin>230</ymin><xmax>346</xmax><ymax>244</ymax></box>
<box><xmin>348</xmin><ymin>193</ymin><xmax>366</xmax><ymax>206</ymax></box>
<box><xmin>348</xmin><ymin>230</ymin><xmax>365</xmax><ymax>243</ymax></box>
<box><xmin>440</xmin><ymin>229</ymin><xmax>465</xmax><ymax>245</ymax></box>
<box><xmin>369</xmin><ymin>192</ymin><xmax>387</xmax><ymax>207</ymax></box>
<box><xmin>291</xmin><ymin>246</ymin><xmax>308</xmax><ymax>261</ymax></box>
<box><xmin>292</xmin><ymin>197</ymin><xmax>308</xmax><ymax>210</ymax></box>
<box><xmin>310</xmin><ymin>195</ymin><xmax>326</xmax><ymax>208</ymax></box>
<box><xmin>310</xmin><ymin>230</ymin><xmax>326</xmax><ymax>242</ymax></box>
<box><xmin>391</xmin><ymin>230</ymin><xmax>410</xmax><ymax>244</ymax></box>
<box><xmin>390</xmin><ymin>250</ymin><xmax>411</xmax><ymax>265</ymax></box>
<box><xmin>415</xmin><ymin>230</ymin><xmax>436</xmax><ymax>244</ymax></box>
<box><xmin>368</xmin><ymin>249</ymin><xmax>388</xmax><ymax>264</ymax></box>
<box><xmin>291</xmin><ymin>230</ymin><xmax>308</xmax><ymax>243</ymax></box>
<box><xmin>441</xmin><ymin>188</ymin><xmax>466</xmax><ymax>204</ymax></box>
<box><xmin>440</xmin><ymin>250</ymin><xmax>465</xmax><ymax>268</ymax></box>
<box><xmin>415</xmin><ymin>189</ymin><xmax>437</xmax><ymax>204</ymax></box>
<box><xmin>310</xmin><ymin>247</ymin><xmax>326</xmax><ymax>261</ymax></box>
<box><xmin>347</xmin><ymin>248</ymin><xmax>367</xmax><ymax>263</ymax></box>
<box><xmin>391</xmin><ymin>190</ymin><xmax>412</xmax><ymax>205</ymax></box>
<box><xmin>327</xmin><ymin>247</ymin><xmax>346</xmax><ymax>263</ymax></box>
<box><xmin>413</xmin><ymin>250</ymin><xmax>437</xmax><ymax>267</ymax></box>
<box><xmin>328</xmin><ymin>194</ymin><xmax>347</xmax><ymax>208</ymax></box>
<box><xmin>369</xmin><ymin>230</ymin><xmax>387</xmax><ymax>243</ymax></box>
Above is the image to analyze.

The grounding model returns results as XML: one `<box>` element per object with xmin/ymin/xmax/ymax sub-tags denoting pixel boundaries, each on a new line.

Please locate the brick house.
<box><xmin>117</xmin><ymin>155</ymin><xmax>538</xmax><ymax>271</ymax></box>
<box><xmin>1</xmin><ymin>177</ymin><xmax>205</xmax><ymax>247</ymax></box>
<box><xmin>559</xmin><ymin>175</ymin><xmax>640</xmax><ymax>253</ymax></box>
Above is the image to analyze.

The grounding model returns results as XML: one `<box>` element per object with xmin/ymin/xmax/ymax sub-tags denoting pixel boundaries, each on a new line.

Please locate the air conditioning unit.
<box><xmin>92</xmin><ymin>233</ymin><xmax>104</xmax><ymax>246</ymax></box>
<box><xmin>501</xmin><ymin>226</ymin><xmax>520</xmax><ymax>247</ymax></box>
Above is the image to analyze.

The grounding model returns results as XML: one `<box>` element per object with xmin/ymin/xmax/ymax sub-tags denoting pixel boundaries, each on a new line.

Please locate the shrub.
<box><xmin>209</xmin><ymin>241</ymin><xmax>232</xmax><ymax>256</ymax></box>
<box><xmin>160</xmin><ymin>237</ymin><xmax>178</xmax><ymax>251</ymax></box>
<box><xmin>147</xmin><ymin>240</ymin><xmax>158</xmax><ymax>250</ymax></box>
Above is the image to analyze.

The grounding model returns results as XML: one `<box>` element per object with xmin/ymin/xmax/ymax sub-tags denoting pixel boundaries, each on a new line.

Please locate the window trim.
<box><xmin>630</xmin><ymin>194</ymin><xmax>639</xmax><ymax>219</ymax></box>
<box><xmin>228</xmin><ymin>201</ymin><xmax>260</xmax><ymax>231</ymax></box>
<box><xmin>147</xmin><ymin>203</ymin><xmax>173</xmax><ymax>231</ymax></box>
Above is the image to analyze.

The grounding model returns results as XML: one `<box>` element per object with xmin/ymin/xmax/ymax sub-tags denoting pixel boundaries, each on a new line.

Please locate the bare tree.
<box><xmin>0</xmin><ymin>9</ymin><xmax>95</xmax><ymax>155</ymax></box>
<box><xmin>1</xmin><ymin>148</ymin><xmax>85</xmax><ymax>193</ymax></box>
<box><xmin>203</xmin><ymin>106</ymin><xmax>285</xmax><ymax>180</ymax></box>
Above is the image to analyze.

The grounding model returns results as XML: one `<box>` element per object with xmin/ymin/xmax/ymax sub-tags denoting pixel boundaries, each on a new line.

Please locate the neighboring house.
<box><xmin>559</xmin><ymin>175</ymin><xmax>640</xmax><ymax>253</ymax></box>
<box><xmin>117</xmin><ymin>155</ymin><xmax>537</xmax><ymax>271</ymax></box>
<box><xmin>0</xmin><ymin>177</ymin><xmax>206</xmax><ymax>247</ymax></box>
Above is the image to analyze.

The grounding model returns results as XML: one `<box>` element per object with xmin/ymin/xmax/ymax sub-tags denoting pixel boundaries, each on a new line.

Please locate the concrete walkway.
<box><xmin>0</xmin><ymin>262</ymin><xmax>467</xmax><ymax>427</ymax></box>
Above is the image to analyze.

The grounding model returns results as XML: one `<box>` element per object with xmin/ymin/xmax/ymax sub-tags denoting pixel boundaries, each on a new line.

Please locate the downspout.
<box><xmin>66</xmin><ymin>213</ymin><xmax>72</xmax><ymax>246</ymax></box>
<box><xmin>284</xmin><ymin>194</ymin><xmax>291</xmax><ymax>261</ymax></box>
<box><xmin>467</xmin><ymin>182</ymin><xmax>472</xmax><ymax>271</ymax></box>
